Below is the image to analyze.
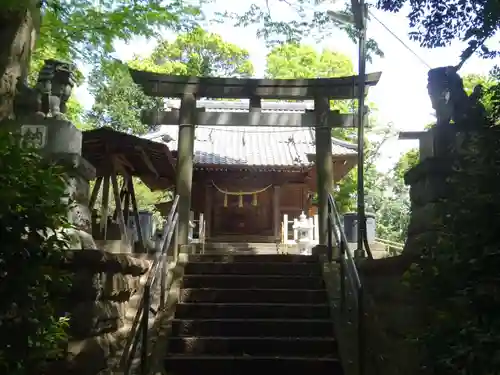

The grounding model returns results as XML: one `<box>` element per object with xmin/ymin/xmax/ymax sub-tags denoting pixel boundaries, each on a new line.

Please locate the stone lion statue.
<box><xmin>427</xmin><ymin>66</ymin><xmax>489</xmax><ymax>128</ymax></box>
<box><xmin>35</xmin><ymin>59</ymin><xmax>77</xmax><ymax>119</ymax></box>
<box><xmin>13</xmin><ymin>59</ymin><xmax>77</xmax><ymax>120</ymax></box>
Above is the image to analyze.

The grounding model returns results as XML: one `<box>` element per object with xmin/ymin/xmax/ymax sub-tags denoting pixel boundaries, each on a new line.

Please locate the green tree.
<box><xmin>265</xmin><ymin>43</ymin><xmax>354</xmax><ymax>79</ymax></box>
<box><xmin>86</xmin><ymin>59</ymin><xmax>163</xmax><ymax>135</ymax></box>
<box><xmin>87</xmin><ymin>27</ymin><xmax>254</xmax><ymax>135</ymax></box>
<box><xmin>265</xmin><ymin>43</ymin><xmax>356</xmax><ymax>133</ymax></box>
<box><xmin>462</xmin><ymin>72</ymin><xmax>500</xmax><ymax>124</ymax></box>
<box><xmin>375</xmin><ymin>0</ymin><xmax>500</xmax><ymax>61</ymax></box>
<box><xmin>0</xmin><ymin>131</ymin><xmax>72</xmax><ymax>374</ymax></box>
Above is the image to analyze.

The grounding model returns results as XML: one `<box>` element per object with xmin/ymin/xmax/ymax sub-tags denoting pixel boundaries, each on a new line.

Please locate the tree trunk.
<box><xmin>0</xmin><ymin>4</ymin><xmax>40</xmax><ymax>121</ymax></box>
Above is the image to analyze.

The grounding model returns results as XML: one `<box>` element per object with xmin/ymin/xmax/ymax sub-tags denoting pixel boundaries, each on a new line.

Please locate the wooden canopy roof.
<box><xmin>82</xmin><ymin>127</ymin><xmax>176</xmax><ymax>191</ymax></box>
<box><xmin>129</xmin><ymin>69</ymin><xmax>382</xmax><ymax>100</ymax></box>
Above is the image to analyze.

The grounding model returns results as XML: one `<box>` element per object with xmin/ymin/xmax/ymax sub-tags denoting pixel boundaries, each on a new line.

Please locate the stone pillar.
<box><xmin>17</xmin><ymin>118</ymin><xmax>97</xmax><ymax>249</ymax></box>
<box><xmin>403</xmin><ymin>126</ymin><xmax>500</xmax><ymax>256</ymax></box>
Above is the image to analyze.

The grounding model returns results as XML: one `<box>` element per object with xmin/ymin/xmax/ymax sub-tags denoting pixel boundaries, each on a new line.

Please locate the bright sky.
<box><xmin>74</xmin><ymin>0</ymin><xmax>499</xmax><ymax>171</ymax></box>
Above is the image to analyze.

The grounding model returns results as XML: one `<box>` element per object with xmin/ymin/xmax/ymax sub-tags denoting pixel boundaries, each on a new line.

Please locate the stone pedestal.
<box><xmin>13</xmin><ymin>118</ymin><xmax>98</xmax><ymax>249</ymax></box>
<box><xmin>403</xmin><ymin>127</ymin><xmax>500</xmax><ymax>255</ymax></box>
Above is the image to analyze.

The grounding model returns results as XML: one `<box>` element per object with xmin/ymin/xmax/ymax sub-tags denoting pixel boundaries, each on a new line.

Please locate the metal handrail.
<box><xmin>120</xmin><ymin>195</ymin><xmax>180</xmax><ymax>375</ymax></box>
<box><xmin>327</xmin><ymin>194</ymin><xmax>364</xmax><ymax>375</ymax></box>
<box><xmin>375</xmin><ymin>237</ymin><xmax>404</xmax><ymax>250</ymax></box>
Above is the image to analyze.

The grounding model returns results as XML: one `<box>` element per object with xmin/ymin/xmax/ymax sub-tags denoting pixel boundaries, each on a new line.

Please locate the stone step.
<box><xmin>187</xmin><ymin>254</ymin><xmax>318</xmax><ymax>263</ymax></box>
<box><xmin>182</xmin><ymin>274</ymin><xmax>325</xmax><ymax>290</ymax></box>
<box><xmin>179</xmin><ymin>288</ymin><xmax>328</xmax><ymax>304</ymax></box>
<box><xmin>184</xmin><ymin>261</ymin><xmax>321</xmax><ymax>276</ymax></box>
<box><xmin>175</xmin><ymin>302</ymin><xmax>330</xmax><ymax>319</ymax></box>
<box><xmin>203</xmin><ymin>242</ymin><xmax>282</xmax><ymax>249</ymax></box>
<box><xmin>168</xmin><ymin>336</ymin><xmax>338</xmax><ymax>357</ymax></box>
<box><xmin>163</xmin><ymin>355</ymin><xmax>342</xmax><ymax>374</ymax></box>
<box><xmin>171</xmin><ymin>318</ymin><xmax>334</xmax><ymax>338</ymax></box>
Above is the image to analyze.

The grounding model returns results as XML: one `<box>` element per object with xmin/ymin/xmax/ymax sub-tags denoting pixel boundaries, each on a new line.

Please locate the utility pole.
<box><xmin>328</xmin><ymin>0</ymin><xmax>370</xmax><ymax>259</ymax></box>
<box><xmin>354</xmin><ymin>0</ymin><xmax>368</xmax><ymax>259</ymax></box>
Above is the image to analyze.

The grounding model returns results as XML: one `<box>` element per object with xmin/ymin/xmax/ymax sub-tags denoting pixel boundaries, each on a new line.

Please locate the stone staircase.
<box><xmin>163</xmin><ymin>253</ymin><xmax>342</xmax><ymax>374</ymax></box>
<box><xmin>194</xmin><ymin>241</ymin><xmax>299</xmax><ymax>255</ymax></box>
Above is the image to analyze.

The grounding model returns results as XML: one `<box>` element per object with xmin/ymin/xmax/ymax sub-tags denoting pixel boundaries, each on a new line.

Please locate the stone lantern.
<box><xmin>293</xmin><ymin>211</ymin><xmax>313</xmax><ymax>255</ymax></box>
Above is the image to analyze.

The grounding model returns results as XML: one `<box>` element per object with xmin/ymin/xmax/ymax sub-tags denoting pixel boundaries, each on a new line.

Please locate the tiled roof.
<box><xmin>142</xmin><ymin>100</ymin><xmax>357</xmax><ymax>169</ymax></box>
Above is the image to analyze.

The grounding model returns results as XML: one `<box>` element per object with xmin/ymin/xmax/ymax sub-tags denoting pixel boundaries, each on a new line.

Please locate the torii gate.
<box><xmin>129</xmin><ymin>70</ymin><xmax>382</xmax><ymax>248</ymax></box>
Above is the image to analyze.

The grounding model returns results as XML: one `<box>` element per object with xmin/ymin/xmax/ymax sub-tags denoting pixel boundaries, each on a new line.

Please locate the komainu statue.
<box><xmin>427</xmin><ymin>66</ymin><xmax>490</xmax><ymax>128</ymax></box>
<box><xmin>13</xmin><ymin>59</ymin><xmax>77</xmax><ymax>120</ymax></box>
<box><xmin>36</xmin><ymin>59</ymin><xmax>77</xmax><ymax>119</ymax></box>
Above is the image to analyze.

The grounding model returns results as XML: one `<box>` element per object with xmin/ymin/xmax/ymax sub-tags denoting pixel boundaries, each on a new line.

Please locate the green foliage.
<box><xmin>0</xmin><ymin>131</ymin><xmax>72</xmax><ymax>375</ymax></box>
<box><xmin>375</xmin><ymin>0</ymin><xmax>500</xmax><ymax>61</ymax></box>
<box><xmin>89</xmin><ymin>177</ymin><xmax>167</xmax><ymax>213</ymax></box>
<box><xmin>369</xmin><ymin>147</ymin><xmax>415</xmax><ymax>244</ymax></box>
<box><xmin>393</xmin><ymin>148</ymin><xmax>419</xmax><ymax>186</ymax></box>
<box><xmin>406</xmin><ymin>131</ymin><xmax>500</xmax><ymax>374</ymax></box>
<box><xmin>265</xmin><ymin>43</ymin><xmax>354</xmax><ymax>79</ymax></box>
<box><xmin>87</xmin><ymin>27</ymin><xmax>254</xmax><ymax>134</ymax></box>
<box><xmin>86</xmin><ymin>59</ymin><xmax>163</xmax><ymax>135</ymax></box>
<box><xmin>265</xmin><ymin>43</ymin><xmax>356</xmax><ymax>133</ymax></box>
<box><xmin>463</xmin><ymin>73</ymin><xmax>499</xmax><ymax>124</ymax></box>
<box><xmin>490</xmin><ymin>66</ymin><xmax>500</xmax><ymax>123</ymax></box>
<box><xmin>144</xmin><ymin>26</ymin><xmax>255</xmax><ymax>77</ymax></box>
<box><xmin>225</xmin><ymin>0</ymin><xmax>384</xmax><ymax>59</ymax></box>
<box><xmin>36</xmin><ymin>0</ymin><xmax>204</xmax><ymax>64</ymax></box>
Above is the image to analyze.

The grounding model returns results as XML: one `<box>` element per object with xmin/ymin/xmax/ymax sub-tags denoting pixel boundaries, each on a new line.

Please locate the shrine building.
<box><xmin>144</xmin><ymin>99</ymin><xmax>358</xmax><ymax>243</ymax></box>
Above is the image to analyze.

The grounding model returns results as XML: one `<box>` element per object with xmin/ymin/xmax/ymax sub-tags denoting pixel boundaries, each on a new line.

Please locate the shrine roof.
<box><xmin>143</xmin><ymin>100</ymin><xmax>357</xmax><ymax>170</ymax></box>
<box><xmin>82</xmin><ymin>127</ymin><xmax>176</xmax><ymax>190</ymax></box>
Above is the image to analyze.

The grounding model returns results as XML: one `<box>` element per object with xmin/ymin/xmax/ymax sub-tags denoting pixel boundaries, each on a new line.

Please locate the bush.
<box><xmin>0</xmin><ymin>130</ymin><xmax>72</xmax><ymax>374</ymax></box>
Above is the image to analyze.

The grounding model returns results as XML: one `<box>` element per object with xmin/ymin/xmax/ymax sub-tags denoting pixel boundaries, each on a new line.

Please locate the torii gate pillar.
<box><xmin>314</xmin><ymin>96</ymin><xmax>334</xmax><ymax>246</ymax></box>
<box><xmin>175</xmin><ymin>94</ymin><xmax>196</xmax><ymax>246</ymax></box>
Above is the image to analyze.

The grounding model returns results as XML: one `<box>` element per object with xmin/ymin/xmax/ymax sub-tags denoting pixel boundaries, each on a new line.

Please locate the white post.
<box><xmin>313</xmin><ymin>214</ymin><xmax>319</xmax><ymax>243</ymax></box>
<box><xmin>283</xmin><ymin>214</ymin><xmax>288</xmax><ymax>242</ymax></box>
<box><xmin>293</xmin><ymin>218</ymin><xmax>298</xmax><ymax>242</ymax></box>
<box><xmin>308</xmin><ymin>217</ymin><xmax>315</xmax><ymax>242</ymax></box>
<box><xmin>198</xmin><ymin>213</ymin><xmax>204</xmax><ymax>239</ymax></box>
<box><xmin>188</xmin><ymin>210</ymin><xmax>194</xmax><ymax>241</ymax></box>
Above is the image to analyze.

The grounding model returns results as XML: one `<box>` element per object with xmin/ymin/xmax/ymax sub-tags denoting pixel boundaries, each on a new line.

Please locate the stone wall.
<box><xmin>357</xmin><ymin>255</ymin><xmax>423</xmax><ymax>375</ymax></box>
<box><xmin>342</xmin><ymin>126</ymin><xmax>500</xmax><ymax>375</ymax></box>
<box><xmin>45</xmin><ymin>250</ymin><xmax>151</xmax><ymax>375</ymax></box>
<box><xmin>8</xmin><ymin>119</ymin><xmax>159</xmax><ymax>374</ymax></box>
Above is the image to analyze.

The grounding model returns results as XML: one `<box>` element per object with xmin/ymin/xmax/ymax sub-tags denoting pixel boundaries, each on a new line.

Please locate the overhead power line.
<box><xmin>366</xmin><ymin>9</ymin><xmax>432</xmax><ymax>69</ymax></box>
<box><xmin>297</xmin><ymin>1</ymin><xmax>433</xmax><ymax>69</ymax></box>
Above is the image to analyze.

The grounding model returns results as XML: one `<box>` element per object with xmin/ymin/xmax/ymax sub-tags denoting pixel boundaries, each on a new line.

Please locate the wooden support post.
<box><xmin>175</xmin><ymin>93</ymin><xmax>196</xmax><ymax>245</ymax></box>
<box><xmin>123</xmin><ymin>185</ymin><xmax>130</xmax><ymax>225</ymax></box>
<box><xmin>314</xmin><ymin>96</ymin><xmax>334</xmax><ymax>245</ymax></box>
<box><xmin>100</xmin><ymin>175</ymin><xmax>110</xmax><ymax>239</ymax></box>
<box><xmin>127</xmin><ymin>175</ymin><xmax>145</xmax><ymax>251</ymax></box>
<box><xmin>112</xmin><ymin>180</ymin><xmax>127</xmax><ymax>221</ymax></box>
<box><xmin>273</xmin><ymin>185</ymin><xmax>281</xmax><ymax>239</ymax></box>
<box><xmin>110</xmin><ymin>173</ymin><xmax>129</xmax><ymax>244</ymax></box>
<box><xmin>204</xmin><ymin>184</ymin><xmax>212</xmax><ymax>240</ymax></box>
<box><xmin>89</xmin><ymin>176</ymin><xmax>103</xmax><ymax>209</ymax></box>
<box><xmin>249</xmin><ymin>96</ymin><xmax>261</xmax><ymax>111</ymax></box>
